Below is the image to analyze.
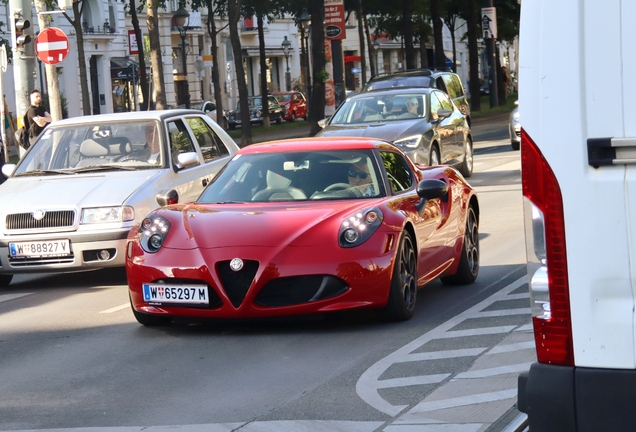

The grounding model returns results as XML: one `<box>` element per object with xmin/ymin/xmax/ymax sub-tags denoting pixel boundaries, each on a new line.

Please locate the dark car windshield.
<box><xmin>330</xmin><ymin>94</ymin><xmax>427</xmax><ymax>124</ymax></box>
<box><xmin>198</xmin><ymin>150</ymin><xmax>384</xmax><ymax>202</ymax></box>
<box><xmin>363</xmin><ymin>76</ymin><xmax>433</xmax><ymax>92</ymax></box>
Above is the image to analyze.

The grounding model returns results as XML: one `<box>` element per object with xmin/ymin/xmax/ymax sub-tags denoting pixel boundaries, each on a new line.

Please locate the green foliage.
<box><xmin>315</xmin><ymin>69</ymin><xmax>329</xmax><ymax>83</ymax></box>
<box><xmin>41</xmin><ymin>92</ymin><xmax>69</xmax><ymax>119</ymax></box>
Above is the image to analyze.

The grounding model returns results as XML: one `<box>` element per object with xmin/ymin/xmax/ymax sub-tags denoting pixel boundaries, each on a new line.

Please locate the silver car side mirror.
<box><xmin>1</xmin><ymin>164</ymin><xmax>15</xmax><ymax>178</ymax></box>
<box><xmin>175</xmin><ymin>152</ymin><xmax>199</xmax><ymax>170</ymax></box>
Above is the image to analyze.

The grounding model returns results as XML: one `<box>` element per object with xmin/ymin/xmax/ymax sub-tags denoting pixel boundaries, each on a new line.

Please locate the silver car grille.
<box><xmin>6</xmin><ymin>210</ymin><xmax>76</xmax><ymax>230</ymax></box>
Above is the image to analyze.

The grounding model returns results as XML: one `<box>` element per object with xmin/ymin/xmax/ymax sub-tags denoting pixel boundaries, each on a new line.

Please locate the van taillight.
<box><xmin>521</xmin><ymin>128</ymin><xmax>574</xmax><ymax>366</ymax></box>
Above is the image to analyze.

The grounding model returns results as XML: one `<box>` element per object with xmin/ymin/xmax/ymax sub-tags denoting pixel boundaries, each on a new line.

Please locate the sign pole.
<box><xmin>482</xmin><ymin>1</ymin><xmax>498</xmax><ymax>108</ymax></box>
<box><xmin>0</xmin><ymin>45</ymin><xmax>7</xmax><ymax>165</ymax></box>
<box><xmin>34</xmin><ymin>0</ymin><xmax>64</xmax><ymax>121</ymax></box>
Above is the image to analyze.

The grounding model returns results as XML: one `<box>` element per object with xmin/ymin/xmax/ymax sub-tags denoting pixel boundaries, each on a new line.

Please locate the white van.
<box><xmin>517</xmin><ymin>1</ymin><xmax>636</xmax><ymax>430</ymax></box>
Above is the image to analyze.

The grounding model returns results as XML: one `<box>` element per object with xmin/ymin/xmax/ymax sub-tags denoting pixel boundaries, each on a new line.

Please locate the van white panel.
<box><xmin>521</xmin><ymin>0</ymin><xmax>636</xmax><ymax>368</ymax></box>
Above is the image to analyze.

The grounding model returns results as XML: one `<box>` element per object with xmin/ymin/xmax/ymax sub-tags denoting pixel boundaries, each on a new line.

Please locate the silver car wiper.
<box><xmin>70</xmin><ymin>165</ymin><xmax>138</xmax><ymax>173</ymax></box>
<box><xmin>13</xmin><ymin>169</ymin><xmax>75</xmax><ymax>176</ymax></box>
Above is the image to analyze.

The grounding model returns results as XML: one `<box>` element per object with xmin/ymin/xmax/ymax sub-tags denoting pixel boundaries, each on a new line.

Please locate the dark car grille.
<box><xmin>216</xmin><ymin>260</ymin><xmax>259</xmax><ymax>308</ymax></box>
<box><xmin>6</xmin><ymin>210</ymin><xmax>75</xmax><ymax>230</ymax></box>
<box><xmin>255</xmin><ymin>275</ymin><xmax>349</xmax><ymax>307</ymax></box>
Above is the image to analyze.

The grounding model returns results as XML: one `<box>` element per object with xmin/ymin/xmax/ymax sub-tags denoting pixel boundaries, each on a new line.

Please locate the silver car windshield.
<box><xmin>330</xmin><ymin>94</ymin><xmax>427</xmax><ymax>125</ymax></box>
<box><xmin>13</xmin><ymin>121</ymin><xmax>163</xmax><ymax>175</ymax></box>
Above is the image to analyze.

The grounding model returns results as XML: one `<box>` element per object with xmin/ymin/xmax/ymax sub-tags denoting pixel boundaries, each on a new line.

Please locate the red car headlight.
<box><xmin>138</xmin><ymin>215</ymin><xmax>171</xmax><ymax>253</ymax></box>
<box><xmin>339</xmin><ymin>208</ymin><xmax>383</xmax><ymax>248</ymax></box>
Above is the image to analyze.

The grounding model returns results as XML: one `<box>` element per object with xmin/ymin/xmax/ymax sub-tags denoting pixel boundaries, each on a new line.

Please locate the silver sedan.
<box><xmin>510</xmin><ymin>101</ymin><xmax>520</xmax><ymax>150</ymax></box>
<box><xmin>0</xmin><ymin>110</ymin><xmax>239</xmax><ymax>287</ymax></box>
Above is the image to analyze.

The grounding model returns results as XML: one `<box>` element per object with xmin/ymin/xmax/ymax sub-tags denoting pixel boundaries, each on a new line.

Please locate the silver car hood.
<box><xmin>0</xmin><ymin>170</ymin><xmax>161</xmax><ymax>212</ymax></box>
<box><xmin>317</xmin><ymin>120</ymin><xmax>426</xmax><ymax>142</ymax></box>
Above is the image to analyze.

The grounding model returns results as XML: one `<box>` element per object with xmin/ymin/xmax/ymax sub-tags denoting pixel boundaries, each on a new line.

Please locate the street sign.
<box><xmin>35</xmin><ymin>27</ymin><xmax>69</xmax><ymax>65</ymax></box>
<box><xmin>481</xmin><ymin>7</ymin><xmax>498</xmax><ymax>39</ymax></box>
<box><xmin>351</xmin><ymin>67</ymin><xmax>362</xmax><ymax>74</ymax></box>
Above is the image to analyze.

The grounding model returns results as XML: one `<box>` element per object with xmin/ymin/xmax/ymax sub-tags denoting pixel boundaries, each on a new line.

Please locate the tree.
<box><xmin>56</xmin><ymin>0</ymin><xmax>91</xmax><ymax>115</ymax></box>
<box><xmin>257</xmin><ymin>14</ymin><xmax>271</xmax><ymax>127</ymax></box>
<box><xmin>228</xmin><ymin>0</ymin><xmax>252</xmax><ymax>146</ymax></box>
<box><xmin>430</xmin><ymin>0</ymin><xmax>445</xmax><ymax>68</ymax></box>
<box><xmin>465</xmin><ymin>0</ymin><xmax>480</xmax><ymax>112</ymax></box>
<box><xmin>146</xmin><ymin>0</ymin><xmax>167</xmax><ymax>109</ymax></box>
<box><xmin>401</xmin><ymin>0</ymin><xmax>415</xmax><ymax>69</ymax></box>
<box><xmin>308</xmin><ymin>0</ymin><xmax>326</xmax><ymax>136</ymax></box>
<box><xmin>125</xmin><ymin>0</ymin><xmax>150</xmax><ymax>110</ymax></box>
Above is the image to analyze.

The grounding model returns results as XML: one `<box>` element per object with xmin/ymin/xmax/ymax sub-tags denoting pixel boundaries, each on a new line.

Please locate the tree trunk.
<box><xmin>34</xmin><ymin>0</ymin><xmax>62</xmax><ymax>121</ymax></box>
<box><xmin>66</xmin><ymin>1</ymin><xmax>91</xmax><ymax>115</ymax></box>
<box><xmin>402</xmin><ymin>0</ymin><xmax>415</xmax><ymax>69</ymax></box>
<box><xmin>450</xmin><ymin>25</ymin><xmax>457</xmax><ymax>73</ymax></box>
<box><xmin>496</xmin><ymin>46</ymin><xmax>506</xmax><ymax>106</ymax></box>
<box><xmin>356</xmin><ymin>0</ymin><xmax>366</xmax><ymax>85</ymax></box>
<box><xmin>206</xmin><ymin>1</ymin><xmax>226</xmax><ymax>129</ymax></box>
<box><xmin>130</xmin><ymin>0</ymin><xmax>149</xmax><ymax>110</ymax></box>
<box><xmin>146</xmin><ymin>0</ymin><xmax>167</xmax><ymax>109</ymax></box>
<box><xmin>467</xmin><ymin>0</ymin><xmax>480</xmax><ymax>112</ymax></box>
<box><xmin>431</xmin><ymin>0</ymin><xmax>445</xmax><ymax>68</ymax></box>
<box><xmin>363</xmin><ymin>13</ymin><xmax>376</xmax><ymax>77</ymax></box>
<box><xmin>228</xmin><ymin>0</ymin><xmax>252</xmax><ymax>146</ymax></box>
<box><xmin>308</xmin><ymin>0</ymin><xmax>326</xmax><ymax>137</ymax></box>
<box><xmin>257</xmin><ymin>14</ymin><xmax>270</xmax><ymax>128</ymax></box>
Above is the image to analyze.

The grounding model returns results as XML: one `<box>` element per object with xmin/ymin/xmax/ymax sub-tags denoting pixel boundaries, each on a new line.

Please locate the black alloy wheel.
<box><xmin>381</xmin><ymin>231</ymin><xmax>418</xmax><ymax>321</ymax></box>
<box><xmin>441</xmin><ymin>206</ymin><xmax>479</xmax><ymax>285</ymax></box>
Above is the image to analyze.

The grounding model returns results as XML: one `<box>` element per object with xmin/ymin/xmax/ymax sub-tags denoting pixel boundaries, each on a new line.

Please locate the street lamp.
<box><xmin>298</xmin><ymin>8</ymin><xmax>311</xmax><ymax>98</ymax></box>
<box><xmin>372</xmin><ymin>39</ymin><xmax>380</xmax><ymax>77</ymax></box>
<box><xmin>173</xmin><ymin>4</ymin><xmax>190</xmax><ymax>109</ymax></box>
<box><xmin>282</xmin><ymin>36</ymin><xmax>291</xmax><ymax>91</ymax></box>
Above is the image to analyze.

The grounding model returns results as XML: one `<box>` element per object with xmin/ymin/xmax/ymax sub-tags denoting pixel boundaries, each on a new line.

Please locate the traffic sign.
<box><xmin>35</xmin><ymin>27</ymin><xmax>70</xmax><ymax>65</ymax></box>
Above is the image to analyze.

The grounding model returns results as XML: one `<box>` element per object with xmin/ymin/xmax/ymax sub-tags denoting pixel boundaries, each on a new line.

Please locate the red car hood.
<box><xmin>159</xmin><ymin>201</ymin><xmax>383</xmax><ymax>249</ymax></box>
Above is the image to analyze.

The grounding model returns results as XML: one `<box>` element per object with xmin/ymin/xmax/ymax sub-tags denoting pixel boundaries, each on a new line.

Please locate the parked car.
<box><xmin>126</xmin><ymin>137</ymin><xmax>479</xmax><ymax>326</ymax></box>
<box><xmin>190</xmin><ymin>100</ymin><xmax>226</xmax><ymax>125</ymax></box>
<box><xmin>509</xmin><ymin>101</ymin><xmax>520</xmax><ymax>150</ymax></box>
<box><xmin>362</xmin><ymin>69</ymin><xmax>471</xmax><ymax>126</ymax></box>
<box><xmin>0</xmin><ymin>110</ymin><xmax>240</xmax><ymax>287</ymax></box>
<box><xmin>272</xmin><ymin>91</ymin><xmax>308</xmax><ymax>122</ymax></box>
<box><xmin>227</xmin><ymin>95</ymin><xmax>285</xmax><ymax>129</ymax></box>
<box><xmin>316</xmin><ymin>88</ymin><xmax>474</xmax><ymax>177</ymax></box>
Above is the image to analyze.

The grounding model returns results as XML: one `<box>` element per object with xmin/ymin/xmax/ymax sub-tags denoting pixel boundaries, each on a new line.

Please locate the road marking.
<box><xmin>356</xmin><ymin>276</ymin><xmax>528</xmax><ymax>416</ymax></box>
<box><xmin>487</xmin><ymin>341</ymin><xmax>536</xmax><ymax>354</ymax></box>
<box><xmin>0</xmin><ymin>293</ymin><xmax>34</xmax><ymax>304</ymax></box>
<box><xmin>475</xmin><ymin>308</ymin><xmax>529</xmax><ymax>317</ymax></box>
<box><xmin>400</xmin><ymin>348</ymin><xmax>487</xmax><ymax>362</ymax></box>
<box><xmin>376</xmin><ymin>373</ymin><xmax>450</xmax><ymax>389</ymax></box>
<box><xmin>453</xmin><ymin>362</ymin><xmax>534</xmax><ymax>379</ymax></box>
<box><xmin>100</xmin><ymin>303</ymin><xmax>130</xmax><ymax>314</ymax></box>
<box><xmin>385</xmin><ymin>424</ymin><xmax>484</xmax><ymax>432</ymax></box>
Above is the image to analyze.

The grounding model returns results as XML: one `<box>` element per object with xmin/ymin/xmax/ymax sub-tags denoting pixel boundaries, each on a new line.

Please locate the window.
<box><xmin>380</xmin><ymin>151</ymin><xmax>413</xmax><ymax>193</ymax></box>
<box><xmin>185</xmin><ymin>117</ymin><xmax>229</xmax><ymax>163</ymax></box>
<box><xmin>443</xmin><ymin>74</ymin><xmax>464</xmax><ymax>99</ymax></box>
<box><xmin>435</xmin><ymin>91</ymin><xmax>454</xmax><ymax>111</ymax></box>
<box><xmin>167</xmin><ymin>120</ymin><xmax>199</xmax><ymax>169</ymax></box>
<box><xmin>430</xmin><ymin>92</ymin><xmax>443</xmax><ymax>120</ymax></box>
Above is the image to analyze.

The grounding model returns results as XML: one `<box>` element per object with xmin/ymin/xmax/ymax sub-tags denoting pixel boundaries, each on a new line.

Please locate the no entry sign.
<box><xmin>35</xmin><ymin>27</ymin><xmax>70</xmax><ymax>65</ymax></box>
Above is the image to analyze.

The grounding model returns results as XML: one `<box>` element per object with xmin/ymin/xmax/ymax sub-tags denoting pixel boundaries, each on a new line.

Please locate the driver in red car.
<box><xmin>348</xmin><ymin>160</ymin><xmax>376</xmax><ymax>197</ymax></box>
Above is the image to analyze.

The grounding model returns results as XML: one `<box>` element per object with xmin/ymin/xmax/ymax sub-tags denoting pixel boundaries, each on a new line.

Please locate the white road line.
<box><xmin>505</xmin><ymin>293</ymin><xmax>530</xmax><ymax>300</ymax></box>
<box><xmin>453</xmin><ymin>362</ymin><xmax>534</xmax><ymax>379</ymax></box>
<box><xmin>100</xmin><ymin>303</ymin><xmax>130</xmax><ymax>314</ymax></box>
<box><xmin>399</xmin><ymin>348</ymin><xmax>487</xmax><ymax>363</ymax></box>
<box><xmin>405</xmin><ymin>389</ymin><xmax>517</xmax><ymax>414</ymax></box>
<box><xmin>487</xmin><ymin>341</ymin><xmax>536</xmax><ymax>354</ymax></box>
<box><xmin>0</xmin><ymin>293</ymin><xmax>34</xmax><ymax>304</ymax></box>
<box><xmin>356</xmin><ymin>276</ymin><xmax>527</xmax><ymax>416</ymax></box>
<box><xmin>514</xmin><ymin>323</ymin><xmax>534</xmax><ymax>332</ymax></box>
<box><xmin>474</xmin><ymin>308</ymin><xmax>529</xmax><ymax>318</ymax></box>
<box><xmin>438</xmin><ymin>326</ymin><xmax>518</xmax><ymax>338</ymax></box>
<box><xmin>376</xmin><ymin>373</ymin><xmax>450</xmax><ymax>389</ymax></box>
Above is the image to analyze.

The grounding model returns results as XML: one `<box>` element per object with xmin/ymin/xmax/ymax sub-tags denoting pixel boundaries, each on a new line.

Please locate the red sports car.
<box><xmin>273</xmin><ymin>91</ymin><xmax>308</xmax><ymax>122</ymax></box>
<box><xmin>126</xmin><ymin>138</ymin><xmax>479</xmax><ymax>326</ymax></box>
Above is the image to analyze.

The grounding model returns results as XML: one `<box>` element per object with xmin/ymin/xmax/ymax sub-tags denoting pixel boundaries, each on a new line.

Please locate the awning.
<box><xmin>444</xmin><ymin>51</ymin><xmax>461</xmax><ymax>67</ymax></box>
<box><xmin>110</xmin><ymin>57</ymin><xmax>140</xmax><ymax>80</ymax></box>
<box><xmin>344</xmin><ymin>55</ymin><xmax>361</xmax><ymax>63</ymax></box>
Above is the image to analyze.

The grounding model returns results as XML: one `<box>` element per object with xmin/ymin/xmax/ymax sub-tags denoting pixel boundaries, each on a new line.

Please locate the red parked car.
<box><xmin>126</xmin><ymin>137</ymin><xmax>480</xmax><ymax>326</ymax></box>
<box><xmin>273</xmin><ymin>91</ymin><xmax>307</xmax><ymax>122</ymax></box>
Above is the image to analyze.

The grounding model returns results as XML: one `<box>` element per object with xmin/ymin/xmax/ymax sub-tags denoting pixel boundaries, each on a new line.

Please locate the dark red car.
<box><xmin>273</xmin><ymin>91</ymin><xmax>307</xmax><ymax>122</ymax></box>
<box><xmin>126</xmin><ymin>138</ymin><xmax>479</xmax><ymax>326</ymax></box>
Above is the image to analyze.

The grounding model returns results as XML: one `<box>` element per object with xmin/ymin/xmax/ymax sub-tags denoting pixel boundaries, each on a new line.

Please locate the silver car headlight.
<box><xmin>394</xmin><ymin>135</ymin><xmax>423</xmax><ymax>149</ymax></box>
<box><xmin>81</xmin><ymin>206</ymin><xmax>134</xmax><ymax>224</ymax></box>
<box><xmin>512</xmin><ymin>111</ymin><xmax>520</xmax><ymax>122</ymax></box>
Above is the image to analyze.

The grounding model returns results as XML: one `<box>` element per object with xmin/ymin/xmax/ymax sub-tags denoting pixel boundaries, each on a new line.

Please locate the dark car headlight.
<box><xmin>394</xmin><ymin>135</ymin><xmax>423</xmax><ymax>149</ymax></box>
<box><xmin>339</xmin><ymin>208</ymin><xmax>384</xmax><ymax>248</ymax></box>
<box><xmin>138</xmin><ymin>215</ymin><xmax>171</xmax><ymax>253</ymax></box>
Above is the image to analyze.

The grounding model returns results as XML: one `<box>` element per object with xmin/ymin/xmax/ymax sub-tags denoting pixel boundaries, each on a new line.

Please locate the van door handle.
<box><xmin>588</xmin><ymin>137</ymin><xmax>636</xmax><ymax>167</ymax></box>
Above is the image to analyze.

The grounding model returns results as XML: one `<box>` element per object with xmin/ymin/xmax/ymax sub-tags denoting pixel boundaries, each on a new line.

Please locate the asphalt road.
<box><xmin>0</xmin><ymin>116</ymin><xmax>530</xmax><ymax>432</ymax></box>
